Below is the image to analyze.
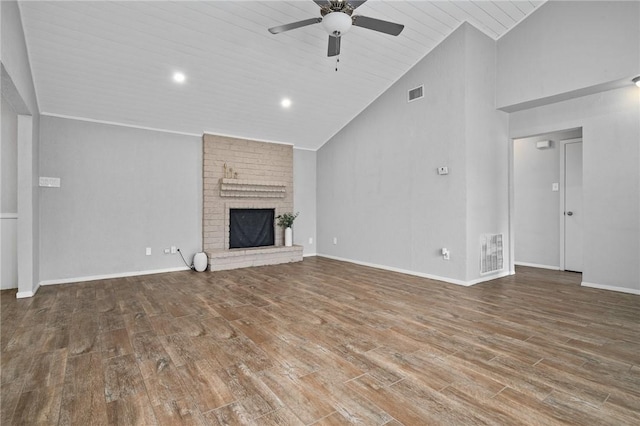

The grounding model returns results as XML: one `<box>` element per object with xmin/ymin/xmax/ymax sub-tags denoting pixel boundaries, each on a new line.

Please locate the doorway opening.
<box><xmin>510</xmin><ymin>127</ymin><xmax>583</xmax><ymax>274</ymax></box>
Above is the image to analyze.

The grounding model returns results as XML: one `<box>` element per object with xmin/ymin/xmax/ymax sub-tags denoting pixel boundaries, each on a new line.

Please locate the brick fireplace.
<box><xmin>202</xmin><ymin>134</ymin><xmax>303</xmax><ymax>271</ymax></box>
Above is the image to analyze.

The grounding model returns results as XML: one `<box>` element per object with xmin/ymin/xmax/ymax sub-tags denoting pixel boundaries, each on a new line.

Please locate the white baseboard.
<box><xmin>302</xmin><ymin>252</ymin><xmax>317</xmax><ymax>258</ymax></box>
<box><xmin>581</xmin><ymin>281</ymin><xmax>640</xmax><ymax>295</ymax></box>
<box><xmin>317</xmin><ymin>254</ymin><xmax>509</xmax><ymax>287</ymax></box>
<box><xmin>16</xmin><ymin>282</ymin><xmax>40</xmax><ymax>299</ymax></box>
<box><xmin>40</xmin><ymin>266</ymin><xmax>192</xmax><ymax>286</ymax></box>
<box><xmin>515</xmin><ymin>262</ymin><xmax>560</xmax><ymax>270</ymax></box>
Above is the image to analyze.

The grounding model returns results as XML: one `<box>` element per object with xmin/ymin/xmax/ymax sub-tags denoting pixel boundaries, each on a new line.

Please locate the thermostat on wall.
<box><xmin>536</xmin><ymin>140</ymin><xmax>552</xmax><ymax>149</ymax></box>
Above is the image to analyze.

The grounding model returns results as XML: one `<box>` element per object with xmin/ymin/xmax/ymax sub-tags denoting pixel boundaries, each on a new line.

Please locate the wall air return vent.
<box><xmin>480</xmin><ymin>234</ymin><xmax>504</xmax><ymax>274</ymax></box>
<box><xmin>408</xmin><ymin>85</ymin><xmax>424</xmax><ymax>102</ymax></box>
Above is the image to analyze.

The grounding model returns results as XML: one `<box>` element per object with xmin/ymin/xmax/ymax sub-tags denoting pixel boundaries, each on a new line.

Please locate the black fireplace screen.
<box><xmin>229</xmin><ymin>208</ymin><xmax>275</xmax><ymax>249</ymax></box>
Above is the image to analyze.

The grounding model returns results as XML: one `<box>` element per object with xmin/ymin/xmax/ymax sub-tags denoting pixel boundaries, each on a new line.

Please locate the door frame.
<box><xmin>559</xmin><ymin>137</ymin><xmax>583</xmax><ymax>271</ymax></box>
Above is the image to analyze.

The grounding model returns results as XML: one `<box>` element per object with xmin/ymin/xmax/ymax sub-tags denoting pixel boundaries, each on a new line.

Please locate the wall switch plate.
<box><xmin>333</xmin><ymin>237</ymin><xmax>338</xmax><ymax>245</ymax></box>
<box><xmin>442</xmin><ymin>248</ymin><xmax>450</xmax><ymax>260</ymax></box>
<box><xmin>308</xmin><ymin>237</ymin><xmax>313</xmax><ymax>245</ymax></box>
<box><xmin>164</xmin><ymin>248</ymin><xmax>170</xmax><ymax>254</ymax></box>
<box><xmin>552</xmin><ymin>183</ymin><xmax>559</xmax><ymax>192</ymax></box>
<box><xmin>437</xmin><ymin>167</ymin><xmax>449</xmax><ymax>175</ymax></box>
<box><xmin>171</xmin><ymin>246</ymin><xmax>177</xmax><ymax>254</ymax></box>
<box><xmin>39</xmin><ymin>177</ymin><xmax>61</xmax><ymax>187</ymax></box>
<box><xmin>146</xmin><ymin>247</ymin><xmax>152</xmax><ymax>256</ymax></box>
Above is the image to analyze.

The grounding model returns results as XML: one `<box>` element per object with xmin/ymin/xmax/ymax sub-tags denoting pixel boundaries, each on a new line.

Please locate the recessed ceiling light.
<box><xmin>173</xmin><ymin>72</ymin><xmax>186</xmax><ymax>83</ymax></box>
<box><xmin>281</xmin><ymin>98</ymin><xmax>292</xmax><ymax>108</ymax></box>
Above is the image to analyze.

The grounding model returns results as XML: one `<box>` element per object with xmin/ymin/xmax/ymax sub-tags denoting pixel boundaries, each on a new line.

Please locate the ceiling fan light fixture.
<box><xmin>321</xmin><ymin>12</ymin><xmax>352</xmax><ymax>36</ymax></box>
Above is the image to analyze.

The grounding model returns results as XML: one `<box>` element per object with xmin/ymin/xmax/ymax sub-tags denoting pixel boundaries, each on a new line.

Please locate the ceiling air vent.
<box><xmin>408</xmin><ymin>85</ymin><xmax>424</xmax><ymax>102</ymax></box>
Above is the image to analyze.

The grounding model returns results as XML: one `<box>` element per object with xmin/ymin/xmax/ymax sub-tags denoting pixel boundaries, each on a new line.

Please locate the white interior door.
<box><xmin>564</xmin><ymin>141</ymin><xmax>583</xmax><ymax>272</ymax></box>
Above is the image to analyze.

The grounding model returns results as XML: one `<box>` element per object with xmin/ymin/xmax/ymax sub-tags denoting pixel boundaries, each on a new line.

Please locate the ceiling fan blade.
<box><xmin>348</xmin><ymin>1</ymin><xmax>368</xmax><ymax>9</ymax></box>
<box><xmin>268</xmin><ymin>17</ymin><xmax>322</xmax><ymax>34</ymax></box>
<box><xmin>327</xmin><ymin>35</ymin><xmax>341</xmax><ymax>57</ymax></box>
<box><xmin>313</xmin><ymin>0</ymin><xmax>328</xmax><ymax>6</ymax></box>
<box><xmin>352</xmin><ymin>15</ymin><xmax>404</xmax><ymax>36</ymax></box>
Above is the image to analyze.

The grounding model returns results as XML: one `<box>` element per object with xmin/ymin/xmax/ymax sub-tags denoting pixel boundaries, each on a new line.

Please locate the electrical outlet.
<box><xmin>171</xmin><ymin>246</ymin><xmax>177</xmax><ymax>254</ymax></box>
<box><xmin>333</xmin><ymin>237</ymin><xmax>338</xmax><ymax>245</ymax></box>
<box><xmin>442</xmin><ymin>248</ymin><xmax>450</xmax><ymax>260</ymax></box>
<box><xmin>437</xmin><ymin>166</ymin><xmax>449</xmax><ymax>175</ymax></box>
<box><xmin>146</xmin><ymin>247</ymin><xmax>152</xmax><ymax>256</ymax></box>
<box><xmin>308</xmin><ymin>237</ymin><xmax>313</xmax><ymax>245</ymax></box>
<box><xmin>164</xmin><ymin>248</ymin><xmax>170</xmax><ymax>254</ymax></box>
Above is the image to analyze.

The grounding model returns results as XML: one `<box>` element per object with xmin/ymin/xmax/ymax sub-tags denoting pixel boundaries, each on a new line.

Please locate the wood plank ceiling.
<box><xmin>19</xmin><ymin>1</ymin><xmax>544</xmax><ymax>150</ymax></box>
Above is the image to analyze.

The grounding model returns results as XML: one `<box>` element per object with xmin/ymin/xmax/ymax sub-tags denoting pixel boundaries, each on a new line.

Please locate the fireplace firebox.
<box><xmin>229</xmin><ymin>208</ymin><xmax>275</xmax><ymax>249</ymax></box>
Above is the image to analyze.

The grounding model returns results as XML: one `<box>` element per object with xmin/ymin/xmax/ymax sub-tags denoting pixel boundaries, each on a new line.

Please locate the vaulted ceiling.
<box><xmin>19</xmin><ymin>1</ymin><xmax>544</xmax><ymax>150</ymax></box>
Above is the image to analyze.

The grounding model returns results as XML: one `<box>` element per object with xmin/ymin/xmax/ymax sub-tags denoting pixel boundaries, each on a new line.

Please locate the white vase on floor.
<box><xmin>193</xmin><ymin>252</ymin><xmax>208</xmax><ymax>272</ymax></box>
<box><xmin>284</xmin><ymin>227</ymin><xmax>293</xmax><ymax>247</ymax></box>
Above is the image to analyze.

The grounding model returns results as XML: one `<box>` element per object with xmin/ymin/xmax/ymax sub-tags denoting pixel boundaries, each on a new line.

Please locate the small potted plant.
<box><xmin>276</xmin><ymin>212</ymin><xmax>299</xmax><ymax>247</ymax></box>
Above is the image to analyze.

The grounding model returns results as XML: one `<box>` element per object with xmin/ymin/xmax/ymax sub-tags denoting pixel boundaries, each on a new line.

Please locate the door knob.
<box><xmin>566</xmin><ymin>211</ymin><xmax>573</xmax><ymax>216</ymax></box>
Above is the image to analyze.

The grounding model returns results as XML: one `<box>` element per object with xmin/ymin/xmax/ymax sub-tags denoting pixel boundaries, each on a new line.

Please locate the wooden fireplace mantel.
<box><xmin>219</xmin><ymin>178</ymin><xmax>286</xmax><ymax>198</ymax></box>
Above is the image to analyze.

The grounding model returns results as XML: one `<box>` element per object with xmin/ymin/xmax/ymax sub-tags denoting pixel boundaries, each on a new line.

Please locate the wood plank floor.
<box><xmin>2</xmin><ymin>257</ymin><xmax>639</xmax><ymax>425</ymax></box>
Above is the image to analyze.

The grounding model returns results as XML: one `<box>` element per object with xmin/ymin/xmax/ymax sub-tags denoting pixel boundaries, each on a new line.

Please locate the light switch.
<box><xmin>437</xmin><ymin>167</ymin><xmax>449</xmax><ymax>175</ymax></box>
<box><xmin>552</xmin><ymin>183</ymin><xmax>559</xmax><ymax>192</ymax></box>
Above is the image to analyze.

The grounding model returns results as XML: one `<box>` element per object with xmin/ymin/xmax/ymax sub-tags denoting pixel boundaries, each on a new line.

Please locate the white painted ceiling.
<box><xmin>19</xmin><ymin>0</ymin><xmax>544</xmax><ymax>150</ymax></box>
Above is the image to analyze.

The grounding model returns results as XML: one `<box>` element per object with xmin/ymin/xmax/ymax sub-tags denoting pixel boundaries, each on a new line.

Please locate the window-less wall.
<box><xmin>39</xmin><ymin>116</ymin><xmax>202</xmax><ymax>283</ymax></box>
<box><xmin>2</xmin><ymin>0</ymin><xmax>41</xmax><ymax>297</ymax></box>
<box><xmin>1</xmin><ymin>95</ymin><xmax>19</xmax><ymax>289</ymax></box>
<box><xmin>317</xmin><ymin>24</ymin><xmax>509</xmax><ymax>285</ymax></box>
<box><xmin>510</xmin><ymin>88</ymin><xmax>640</xmax><ymax>294</ymax></box>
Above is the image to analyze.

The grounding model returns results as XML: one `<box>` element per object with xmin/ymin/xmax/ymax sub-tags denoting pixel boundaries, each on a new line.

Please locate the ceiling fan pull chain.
<box><xmin>335</xmin><ymin>56</ymin><xmax>340</xmax><ymax>72</ymax></box>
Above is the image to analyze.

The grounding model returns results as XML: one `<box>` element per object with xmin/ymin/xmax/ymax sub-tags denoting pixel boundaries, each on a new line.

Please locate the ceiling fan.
<box><xmin>268</xmin><ymin>0</ymin><xmax>404</xmax><ymax>57</ymax></box>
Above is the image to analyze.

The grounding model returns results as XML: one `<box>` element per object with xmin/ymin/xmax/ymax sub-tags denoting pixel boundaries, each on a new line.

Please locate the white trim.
<box><xmin>515</xmin><ymin>262</ymin><xmax>561</xmax><ymax>271</ymax></box>
<box><xmin>302</xmin><ymin>252</ymin><xmax>317</xmax><ymax>258</ymax></box>
<box><xmin>467</xmin><ymin>271</ymin><xmax>512</xmax><ymax>286</ymax></box>
<box><xmin>40</xmin><ymin>113</ymin><xmax>305</xmax><ymax>149</ymax></box>
<box><xmin>581</xmin><ymin>281</ymin><xmax>640</xmax><ymax>296</ymax></box>
<box><xmin>40</xmin><ymin>266</ymin><xmax>191</xmax><ymax>286</ymax></box>
<box><xmin>317</xmin><ymin>254</ymin><xmax>510</xmax><ymax>287</ymax></box>
<box><xmin>293</xmin><ymin>146</ymin><xmax>317</xmax><ymax>152</ymax></box>
<box><xmin>16</xmin><ymin>282</ymin><xmax>39</xmax><ymax>299</ymax></box>
<box><xmin>1</xmin><ymin>213</ymin><xmax>18</xmax><ymax>219</ymax></box>
<box><xmin>41</xmin><ymin>113</ymin><xmax>202</xmax><ymax>137</ymax></box>
<box><xmin>559</xmin><ymin>138</ymin><xmax>583</xmax><ymax>271</ymax></box>
<box><xmin>202</xmin><ymin>131</ymin><xmax>294</xmax><ymax>147</ymax></box>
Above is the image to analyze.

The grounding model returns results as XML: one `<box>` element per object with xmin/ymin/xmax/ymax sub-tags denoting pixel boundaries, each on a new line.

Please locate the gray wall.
<box><xmin>1</xmin><ymin>95</ymin><xmax>19</xmax><ymax>289</ymax></box>
<box><xmin>2</xmin><ymin>0</ymin><xmax>41</xmax><ymax>296</ymax></box>
<box><xmin>1</xmin><ymin>95</ymin><xmax>18</xmax><ymax>213</ymax></box>
<box><xmin>39</xmin><ymin>116</ymin><xmax>202</xmax><ymax>282</ymax></box>
<box><xmin>317</xmin><ymin>24</ymin><xmax>508</xmax><ymax>284</ymax></box>
<box><xmin>501</xmin><ymin>0</ymin><xmax>640</xmax><ymax>293</ymax></box>
<box><xmin>293</xmin><ymin>148</ymin><xmax>316</xmax><ymax>255</ymax></box>
<box><xmin>318</xmin><ymin>24</ymin><xmax>467</xmax><ymax>280</ymax></box>
<box><xmin>497</xmin><ymin>1</ymin><xmax>640</xmax><ymax>110</ymax></box>
<box><xmin>510</xmin><ymin>87</ymin><xmax>639</xmax><ymax>293</ymax></box>
<box><xmin>513</xmin><ymin>129</ymin><xmax>581</xmax><ymax>268</ymax></box>
<box><xmin>463</xmin><ymin>25</ymin><xmax>509</xmax><ymax>281</ymax></box>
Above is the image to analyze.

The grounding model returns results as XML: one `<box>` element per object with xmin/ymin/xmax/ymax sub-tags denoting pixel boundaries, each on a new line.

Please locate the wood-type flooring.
<box><xmin>1</xmin><ymin>257</ymin><xmax>639</xmax><ymax>425</ymax></box>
